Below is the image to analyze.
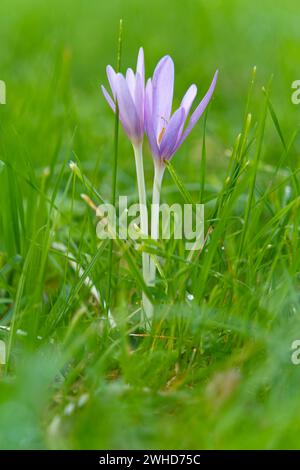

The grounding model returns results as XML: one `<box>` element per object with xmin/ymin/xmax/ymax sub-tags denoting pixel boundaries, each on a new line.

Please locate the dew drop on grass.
<box><xmin>186</xmin><ymin>292</ymin><xmax>194</xmax><ymax>302</ymax></box>
<box><xmin>64</xmin><ymin>402</ymin><xmax>75</xmax><ymax>416</ymax></box>
<box><xmin>78</xmin><ymin>393</ymin><xmax>89</xmax><ymax>408</ymax></box>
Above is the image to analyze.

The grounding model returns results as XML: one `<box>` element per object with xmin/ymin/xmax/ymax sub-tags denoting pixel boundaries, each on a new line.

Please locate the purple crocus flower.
<box><xmin>101</xmin><ymin>47</ymin><xmax>145</xmax><ymax>144</ymax></box>
<box><xmin>101</xmin><ymin>47</ymin><xmax>152</xmax><ymax>321</ymax></box>
<box><xmin>146</xmin><ymin>55</ymin><xmax>218</xmax><ymax>287</ymax></box>
<box><xmin>145</xmin><ymin>55</ymin><xmax>218</xmax><ymax>162</ymax></box>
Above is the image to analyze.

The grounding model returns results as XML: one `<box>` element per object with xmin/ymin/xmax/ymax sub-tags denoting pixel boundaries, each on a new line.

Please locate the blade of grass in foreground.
<box><xmin>5</xmin><ymin>239</ymin><xmax>36</xmax><ymax>370</ymax></box>
<box><xmin>199</xmin><ymin>109</ymin><xmax>208</xmax><ymax>203</ymax></box>
<box><xmin>107</xmin><ymin>19</ymin><xmax>123</xmax><ymax>314</ymax></box>
<box><xmin>164</xmin><ymin>159</ymin><xmax>194</xmax><ymax>205</ymax></box>
<box><xmin>237</xmin><ymin>83</ymin><xmax>269</xmax><ymax>258</ymax></box>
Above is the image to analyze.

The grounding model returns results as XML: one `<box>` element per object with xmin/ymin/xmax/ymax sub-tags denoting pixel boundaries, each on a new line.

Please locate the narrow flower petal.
<box><xmin>172</xmin><ymin>85</ymin><xmax>198</xmax><ymax>150</ymax></box>
<box><xmin>180</xmin><ymin>84</ymin><xmax>197</xmax><ymax>117</ymax></box>
<box><xmin>115</xmin><ymin>73</ymin><xmax>140</xmax><ymax>141</ymax></box>
<box><xmin>136</xmin><ymin>47</ymin><xmax>145</xmax><ymax>87</ymax></box>
<box><xmin>106</xmin><ymin>65</ymin><xmax>118</xmax><ymax>99</ymax></box>
<box><xmin>145</xmin><ymin>78</ymin><xmax>153</xmax><ymax>116</ymax></box>
<box><xmin>126</xmin><ymin>68</ymin><xmax>136</xmax><ymax>100</ymax></box>
<box><xmin>145</xmin><ymin>78</ymin><xmax>159</xmax><ymax>157</ymax></box>
<box><xmin>180</xmin><ymin>71</ymin><xmax>218</xmax><ymax>145</ymax></box>
<box><xmin>135</xmin><ymin>72</ymin><xmax>144</xmax><ymax>136</ymax></box>
<box><xmin>101</xmin><ymin>85</ymin><xmax>116</xmax><ymax>112</ymax></box>
<box><xmin>152</xmin><ymin>55</ymin><xmax>174</xmax><ymax>139</ymax></box>
<box><xmin>160</xmin><ymin>107</ymin><xmax>185</xmax><ymax>159</ymax></box>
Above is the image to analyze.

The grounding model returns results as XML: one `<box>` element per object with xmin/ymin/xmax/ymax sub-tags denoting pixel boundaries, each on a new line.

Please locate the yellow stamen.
<box><xmin>158</xmin><ymin>127</ymin><xmax>166</xmax><ymax>144</ymax></box>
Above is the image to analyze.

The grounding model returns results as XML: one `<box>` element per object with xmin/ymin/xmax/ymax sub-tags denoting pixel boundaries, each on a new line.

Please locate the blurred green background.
<box><xmin>1</xmin><ymin>0</ymin><xmax>300</xmax><ymax>187</ymax></box>
<box><xmin>1</xmin><ymin>0</ymin><xmax>300</xmax><ymax>451</ymax></box>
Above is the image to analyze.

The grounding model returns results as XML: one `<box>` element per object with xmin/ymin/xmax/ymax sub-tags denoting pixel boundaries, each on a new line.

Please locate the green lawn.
<box><xmin>0</xmin><ymin>0</ymin><xmax>300</xmax><ymax>450</ymax></box>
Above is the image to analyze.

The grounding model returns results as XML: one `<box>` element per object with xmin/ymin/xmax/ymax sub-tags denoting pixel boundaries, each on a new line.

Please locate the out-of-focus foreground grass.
<box><xmin>0</xmin><ymin>0</ymin><xmax>300</xmax><ymax>450</ymax></box>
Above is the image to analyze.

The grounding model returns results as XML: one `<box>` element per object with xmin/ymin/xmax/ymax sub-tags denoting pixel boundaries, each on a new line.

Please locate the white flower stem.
<box><xmin>149</xmin><ymin>161</ymin><xmax>165</xmax><ymax>284</ymax></box>
<box><xmin>133</xmin><ymin>142</ymin><xmax>152</xmax><ymax>321</ymax></box>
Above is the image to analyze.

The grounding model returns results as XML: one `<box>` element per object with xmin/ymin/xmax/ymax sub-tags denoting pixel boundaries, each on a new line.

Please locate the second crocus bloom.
<box><xmin>145</xmin><ymin>55</ymin><xmax>218</xmax><ymax>164</ymax></box>
<box><xmin>145</xmin><ymin>55</ymin><xmax>218</xmax><ymax>283</ymax></box>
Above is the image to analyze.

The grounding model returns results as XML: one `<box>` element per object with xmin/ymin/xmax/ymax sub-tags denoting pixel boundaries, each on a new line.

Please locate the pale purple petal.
<box><xmin>160</xmin><ymin>107</ymin><xmax>185</xmax><ymax>159</ymax></box>
<box><xmin>152</xmin><ymin>55</ymin><xmax>174</xmax><ymax>139</ymax></box>
<box><xmin>179</xmin><ymin>71</ymin><xmax>218</xmax><ymax>145</ymax></box>
<box><xmin>180</xmin><ymin>84</ymin><xmax>197</xmax><ymax>117</ymax></box>
<box><xmin>136</xmin><ymin>47</ymin><xmax>145</xmax><ymax>87</ymax></box>
<box><xmin>126</xmin><ymin>68</ymin><xmax>136</xmax><ymax>100</ymax></box>
<box><xmin>145</xmin><ymin>78</ymin><xmax>153</xmax><ymax>116</ymax></box>
<box><xmin>145</xmin><ymin>78</ymin><xmax>159</xmax><ymax>157</ymax></box>
<box><xmin>101</xmin><ymin>85</ymin><xmax>116</xmax><ymax>112</ymax></box>
<box><xmin>171</xmin><ymin>85</ymin><xmax>198</xmax><ymax>150</ymax></box>
<box><xmin>135</xmin><ymin>72</ymin><xmax>144</xmax><ymax>136</ymax></box>
<box><xmin>106</xmin><ymin>65</ymin><xmax>118</xmax><ymax>99</ymax></box>
<box><xmin>115</xmin><ymin>73</ymin><xmax>140</xmax><ymax>140</ymax></box>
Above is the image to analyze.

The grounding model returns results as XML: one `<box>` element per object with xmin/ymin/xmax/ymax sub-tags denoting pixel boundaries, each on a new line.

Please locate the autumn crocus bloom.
<box><xmin>145</xmin><ymin>55</ymin><xmax>218</xmax><ymax>282</ymax></box>
<box><xmin>101</xmin><ymin>47</ymin><xmax>145</xmax><ymax>144</ymax></box>
<box><xmin>145</xmin><ymin>56</ymin><xmax>218</xmax><ymax>164</ymax></box>
<box><xmin>101</xmin><ymin>47</ymin><xmax>152</xmax><ymax>321</ymax></box>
